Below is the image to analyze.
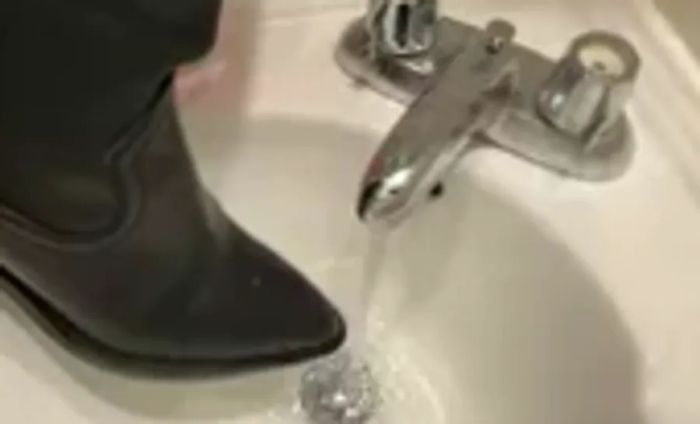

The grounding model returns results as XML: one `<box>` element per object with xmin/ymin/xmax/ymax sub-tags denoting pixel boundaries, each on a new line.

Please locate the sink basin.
<box><xmin>2</xmin><ymin>1</ymin><xmax>700</xmax><ymax>423</ymax></box>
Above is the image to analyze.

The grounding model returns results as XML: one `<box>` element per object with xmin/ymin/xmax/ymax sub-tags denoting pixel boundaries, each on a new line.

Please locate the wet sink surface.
<box><xmin>3</xmin><ymin>1</ymin><xmax>700</xmax><ymax>423</ymax></box>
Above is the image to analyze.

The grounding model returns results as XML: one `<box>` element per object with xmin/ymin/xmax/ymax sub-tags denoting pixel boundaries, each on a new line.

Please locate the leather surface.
<box><xmin>0</xmin><ymin>0</ymin><xmax>345</xmax><ymax>372</ymax></box>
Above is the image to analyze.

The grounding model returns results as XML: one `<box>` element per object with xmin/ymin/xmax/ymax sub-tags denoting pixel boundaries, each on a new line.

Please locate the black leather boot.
<box><xmin>0</xmin><ymin>0</ymin><xmax>345</xmax><ymax>377</ymax></box>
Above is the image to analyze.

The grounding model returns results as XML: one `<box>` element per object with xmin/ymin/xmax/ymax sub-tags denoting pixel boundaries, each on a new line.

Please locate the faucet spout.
<box><xmin>358</xmin><ymin>21</ymin><xmax>518</xmax><ymax>226</ymax></box>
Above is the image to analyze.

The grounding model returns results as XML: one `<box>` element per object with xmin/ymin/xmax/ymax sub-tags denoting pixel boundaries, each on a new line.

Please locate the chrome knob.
<box><xmin>538</xmin><ymin>32</ymin><xmax>641</xmax><ymax>141</ymax></box>
<box><xmin>367</xmin><ymin>0</ymin><xmax>438</xmax><ymax>58</ymax></box>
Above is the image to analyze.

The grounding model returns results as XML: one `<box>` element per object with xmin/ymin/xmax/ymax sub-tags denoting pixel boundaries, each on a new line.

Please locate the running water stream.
<box><xmin>298</xmin><ymin>229</ymin><xmax>391</xmax><ymax>424</ymax></box>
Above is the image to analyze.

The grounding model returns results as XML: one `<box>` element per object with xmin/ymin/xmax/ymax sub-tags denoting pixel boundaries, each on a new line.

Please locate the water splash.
<box><xmin>299</xmin><ymin>350</ymin><xmax>381</xmax><ymax>424</ymax></box>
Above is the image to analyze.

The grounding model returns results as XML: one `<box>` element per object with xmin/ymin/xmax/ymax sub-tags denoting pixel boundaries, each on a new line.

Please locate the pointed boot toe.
<box><xmin>0</xmin><ymin>0</ymin><xmax>346</xmax><ymax>378</ymax></box>
<box><xmin>0</xmin><ymin>92</ymin><xmax>346</xmax><ymax>377</ymax></box>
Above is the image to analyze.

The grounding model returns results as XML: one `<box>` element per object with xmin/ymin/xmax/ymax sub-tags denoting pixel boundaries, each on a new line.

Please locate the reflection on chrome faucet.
<box><xmin>337</xmin><ymin>3</ymin><xmax>641</xmax><ymax>227</ymax></box>
<box><xmin>367</xmin><ymin>0</ymin><xmax>438</xmax><ymax>58</ymax></box>
<box><xmin>358</xmin><ymin>20</ymin><xmax>517</xmax><ymax>225</ymax></box>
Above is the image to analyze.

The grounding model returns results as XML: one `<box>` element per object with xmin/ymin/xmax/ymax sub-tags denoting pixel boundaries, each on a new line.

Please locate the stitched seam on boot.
<box><xmin>0</xmin><ymin>82</ymin><xmax>174</xmax><ymax>251</ymax></box>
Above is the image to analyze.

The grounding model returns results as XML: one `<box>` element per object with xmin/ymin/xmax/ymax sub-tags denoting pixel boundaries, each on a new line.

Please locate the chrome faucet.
<box><xmin>358</xmin><ymin>20</ymin><xmax>517</xmax><ymax>224</ymax></box>
<box><xmin>337</xmin><ymin>2</ymin><xmax>641</xmax><ymax>227</ymax></box>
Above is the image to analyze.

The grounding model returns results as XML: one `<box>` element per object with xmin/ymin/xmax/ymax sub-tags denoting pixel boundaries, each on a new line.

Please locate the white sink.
<box><xmin>3</xmin><ymin>1</ymin><xmax>700</xmax><ymax>423</ymax></box>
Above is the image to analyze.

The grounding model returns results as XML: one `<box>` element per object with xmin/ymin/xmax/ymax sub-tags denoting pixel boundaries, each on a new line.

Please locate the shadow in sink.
<box><xmin>369</xmin><ymin>168</ymin><xmax>647</xmax><ymax>424</ymax></box>
<box><xmin>0</xmin><ymin>117</ymin><xmax>645</xmax><ymax>424</ymax></box>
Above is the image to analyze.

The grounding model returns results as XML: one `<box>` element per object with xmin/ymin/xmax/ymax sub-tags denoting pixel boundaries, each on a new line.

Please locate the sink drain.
<box><xmin>299</xmin><ymin>351</ymin><xmax>381</xmax><ymax>424</ymax></box>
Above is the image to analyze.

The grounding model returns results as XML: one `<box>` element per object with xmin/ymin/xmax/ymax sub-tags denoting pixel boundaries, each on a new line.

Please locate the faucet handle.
<box><xmin>537</xmin><ymin>32</ymin><xmax>641</xmax><ymax>142</ymax></box>
<box><xmin>367</xmin><ymin>0</ymin><xmax>439</xmax><ymax>58</ymax></box>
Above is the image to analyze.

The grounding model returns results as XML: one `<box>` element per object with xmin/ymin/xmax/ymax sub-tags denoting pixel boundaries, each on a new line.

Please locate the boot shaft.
<box><xmin>0</xmin><ymin>0</ymin><xmax>221</xmax><ymax>235</ymax></box>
